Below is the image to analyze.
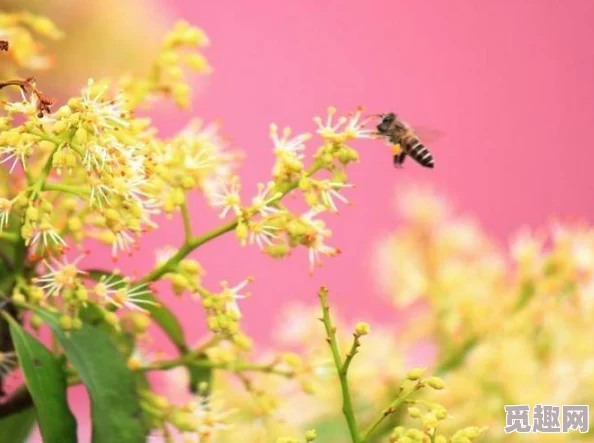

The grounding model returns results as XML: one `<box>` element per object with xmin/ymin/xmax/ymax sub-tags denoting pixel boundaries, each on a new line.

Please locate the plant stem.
<box><xmin>42</xmin><ymin>182</ymin><xmax>90</xmax><ymax>198</ymax></box>
<box><xmin>361</xmin><ymin>381</ymin><xmax>422</xmax><ymax>442</ymax></box>
<box><xmin>0</xmin><ymin>231</ymin><xmax>18</xmax><ymax>243</ymax></box>
<box><xmin>181</xmin><ymin>201</ymin><xmax>193</xmax><ymax>240</ymax></box>
<box><xmin>342</xmin><ymin>333</ymin><xmax>361</xmax><ymax>375</ymax></box>
<box><xmin>139</xmin><ymin>161</ymin><xmax>324</xmax><ymax>285</ymax></box>
<box><xmin>138</xmin><ymin>355</ymin><xmax>293</xmax><ymax>377</ymax></box>
<box><xmin>318</xmin><ymin>286</ymin><xmax>361</xmax><ymax>443</ymax></box>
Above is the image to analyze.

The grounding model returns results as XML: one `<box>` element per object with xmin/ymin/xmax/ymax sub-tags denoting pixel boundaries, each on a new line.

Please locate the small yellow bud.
<box><xmin>305</xmin><ymin>429</ymin><xmax>317</xmax><ymax>441</ymax></box>
<box><xmin>59</xmin><ymin>314</ymin><xmax>73</xmax><ymax>331</ymax></box>
<box><xmin>74</xmin><ymin>127</ymin><xmax>88</xmax><ymax>145</ymax></box>
<box><xmin>281</xmin><ymin>352</ymin><xmax>303</xmax><ymax>369</ymax></box>
<box><xmin>72</xmin><ymin>317</ymin><xmax>83</xmax><ymax>330</ymax></box>
<box><xmin>75</xmin><ymin>286</ymin><xmax>88</xmax><ymax>302</ymax></box>
<box><xmin>12</xmin><ymin>292</ymin><xmax>26</xmax><ymax>305</ymax></box>
<box><xmin>30</xmin><ymin>314</ymin><xmax>43</xmax><ymax>330</ymax></box>
<box><xmin>425</xmin><ymin>376</ymin><xmax>445</xmax><ymax>390</ymax></box>
<box><xmin>408</xmin><ymin>407</ymin><xmax>422</xmax><ymax>418</ymax></box>
<box><xmin>406</xmin><ymin>367</ymin><xmax>427</xmax><ymax>381</ymax></box>
<box><xmin>354</xmin><ymin>321</ymin><xmax>370</xmax><ymax>336</ymax></box>
<box><xmin>104</xmin><ymin>312</ymin><xmax>119</xmax><ymax>326</ymax></box>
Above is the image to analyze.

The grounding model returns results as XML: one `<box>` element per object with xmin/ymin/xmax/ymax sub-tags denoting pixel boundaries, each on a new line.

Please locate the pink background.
<box><xmin>144</xmin><ymin>0</ymin><xmax>594</xmax><ymax>334</ymax></box>
<box><xmin>30</xmin><ymin>0</ymin><xmax>594</xmax><ymax>440</ymax></box>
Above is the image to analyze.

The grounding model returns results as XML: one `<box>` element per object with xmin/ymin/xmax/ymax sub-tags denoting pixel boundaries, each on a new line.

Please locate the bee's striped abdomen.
<box><xmin>404</xmin><ymin>138</ymin><xmax>434</xmax><ymax>168</ymax></box>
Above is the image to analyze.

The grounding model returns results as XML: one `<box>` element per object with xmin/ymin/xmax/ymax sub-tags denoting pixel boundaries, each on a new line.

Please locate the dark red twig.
<box><xmin>0</xmin><ymin>77</ymin><xmax>53</xmax><ymax>117</ymax></box>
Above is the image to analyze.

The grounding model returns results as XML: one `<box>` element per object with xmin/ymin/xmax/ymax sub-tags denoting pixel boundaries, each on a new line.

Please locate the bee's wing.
<box><xmin>411</xmin><ymin>125</ymin><xmax>445</xmax><ymax>144</ymax></box>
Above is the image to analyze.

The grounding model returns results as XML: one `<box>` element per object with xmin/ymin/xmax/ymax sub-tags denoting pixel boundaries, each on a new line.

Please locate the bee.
<box><xmin>376</xmin><ymin>112</ymin><xmax>435</xmax><ymax>169</ymax></box>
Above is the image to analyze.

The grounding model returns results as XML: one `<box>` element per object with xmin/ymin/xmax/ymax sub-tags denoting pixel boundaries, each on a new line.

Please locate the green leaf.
<box><xmin>36</xmin><ymin>310</ymin><xmax>146</xmax><ymax>443</ymax></box>
<box><xmin>86</xmin><ymin>270</ymin><xmax>187</xmax><ymax>351</ymax></box>
<box><xmin>0</xmin><ymin>407</ymin><xmax>36</xmax><ymax>443</ymax></box>
<box><xmin>6</xmin><ymin>315</ymin><xmax>77</xmax><ymax>443</ymax></box>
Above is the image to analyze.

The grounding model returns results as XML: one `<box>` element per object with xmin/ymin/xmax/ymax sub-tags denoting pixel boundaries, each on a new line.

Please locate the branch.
<box><xmin>318</xmin><ymin>286</ymin><xmax>361</xmax><ymax>443</ymax></box>
<box><xmin>361</xmin><ymin>380</ymin><xmax>422</xmax><ymax>442</ymax></box>
<box><xmin>139</xmin><ymin>355</ymin><xmax>294</xmax><ymax>377</ymax></box>
<box><xmin>139</xmin><ymin>161</ymin><xmax>324</xmax><ymax>284</ymax></box>
<box><xmin>0</xmin><ymin>78</ymin><xmax>53</xmax><ymax>117</ymax></box>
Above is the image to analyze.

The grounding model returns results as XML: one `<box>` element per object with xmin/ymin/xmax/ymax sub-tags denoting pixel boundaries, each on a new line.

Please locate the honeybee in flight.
<box><xmin>375</xmin><ymin>112</ymin><xmax>435</xmax><ymax>169</ymax></box>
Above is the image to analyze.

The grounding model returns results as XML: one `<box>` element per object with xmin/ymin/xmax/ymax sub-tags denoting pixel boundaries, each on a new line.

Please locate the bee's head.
<box><xmin>376</xmin><ymin>112</ymin><xmax>397</xmax><ymax>133</ymax></box>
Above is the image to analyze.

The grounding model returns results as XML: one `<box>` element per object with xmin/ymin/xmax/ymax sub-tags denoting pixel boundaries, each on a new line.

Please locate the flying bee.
<box><xmin>375</xmin><ymin>112</ymin><xmax>435</xmax><ymax>169</ymax></box>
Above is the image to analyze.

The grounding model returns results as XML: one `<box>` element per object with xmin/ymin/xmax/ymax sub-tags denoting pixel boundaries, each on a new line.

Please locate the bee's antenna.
<box><xmin>364</xmin><ymin>113</ymin><xmax>383</xmax><ymax>120</ymax></box>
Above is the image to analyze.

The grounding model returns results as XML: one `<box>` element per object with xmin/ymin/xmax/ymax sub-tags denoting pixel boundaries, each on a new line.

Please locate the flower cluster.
<box><xmin>0</xmin><ymin>11</ymin><xmax>487</xmax><ymax>443</ymax></box>
<box><xmin>374</xmin><ymin>188</ymin><xmax>594</xmax><ymax>441</ymax></box>
<box><xmin>0</xmin><ymin>12</ymin><xmax>62</xmax><ymax>76</ymax></box>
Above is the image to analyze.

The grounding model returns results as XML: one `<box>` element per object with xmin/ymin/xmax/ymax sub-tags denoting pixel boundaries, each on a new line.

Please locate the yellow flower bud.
<box><xmin>305</xmin><ymin>429</ymin><xmax>317</xmax><ymax>442</ymax></box>
<box><xmin>74</xmin><ymin>127</ymin><xmax>88</xmax><ymax>145</ymax></box>
<box><xmin>59</xmin><ymin>314</ymin><xmax>73</xmax><ymax>331</ymax></box>
<box><xmin>406</xmin><ymin>367</ymin><xmax>427</xmax><ymax>381</ymax></box>
<box><xmin>354</xmin><ymin>321</ymin><xmax>370</xmax><ymax>336</ymax></box>
<box><xmin>425</xmin><ymin>376</ymin><xmax>445</xmax><ymax>390</ymax></box>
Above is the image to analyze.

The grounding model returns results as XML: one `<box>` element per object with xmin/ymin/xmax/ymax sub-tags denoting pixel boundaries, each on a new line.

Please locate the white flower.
<box><xmin>319</xmin><ymin>180</ymin><xmax>353</xmax><ymax>212</ymax></box>
<box><xmin>0</xmin><ymin>198</ymin><xmax>14</xmax><ymax>230</ymax></box>
<box><xmin>207</xmin><ymin>176</ymin><xmax>242</xmax><ymax>218</ymax></box>
<box><xmin>82</xmin><ymin>143</ymin><xmax>110</xmax><ymax>172</ymax></box>
<box><xmin>343</xmin><ymin>107</ymin><xmax>374</xmax><ymax>139</ymax></box>
<box><xmin>219</xmin><ymin>277</ymin><xmax>253</xmax><ymax>319</ymax></box>
<box><xmin>314</xmin><ymin>106</ymin><xmax>373</xmax><ymax>141</ymax></box>
<box><xmin>301</xmin><ymin>209</ymin><xmax>340</xmax><ymax>272</ymax></box>
<box><xmin>110</xmin><ymin>228</ymin><xmax>138</xmax><ymax>258</ymax></box>
<box><xmin>34</xmin><ymin>254</ymin><xmax>86</xmax><ymax>297</ymax></box>
<box><xmin>188</xmin><ymin>390</ymin><xmax>235</xmax><ymax>440</ymax></box>
<box><xmin>251</xmin><ymin>182</ymin><xmax>281</xmax><ymax>216</ymax></box>
<box><xmin>314</xmin><ymin>106</ymin><xmax>347</xmax><ymax>140</ymax></box>
<box><xmin>81</xmin><ymin>79</ymin><xmax>129</xmax><ymax>132</ymax></box>
<box><xmin>0</xmin><ymin>143</ymin><xmax>32</xmax><ymax>173</ymax></box>
<box><xmin>248</xmin><ymin>222</ymin><xmax>279</xmax><ymax>250</ymax></box>
<box><xmin>27</xmin><ymin>220</ymin><xmax>67</xmax><ymax>251</ymax></box>
<box><xmin>269</xmin><ymin>124</ymin><xmax>311</xmax><ymax>159</ymax></box>
<box><xmin>88</xmin><ymin>176</ymin><xmax>111</xmax><ymax>208</ymax></box>
<box><xmin>93</xmin><ymin>273</ymin><xmax>157</xmax><ymax>312</ymax></box>
<box><xmin>0</xmin><ymin>352</ymin><xmax>17</xmax><ymax>376</ymax></box>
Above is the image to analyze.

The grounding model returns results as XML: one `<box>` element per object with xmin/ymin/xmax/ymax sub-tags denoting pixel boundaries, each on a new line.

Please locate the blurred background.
<box><xmin>2</xmin><ymin>0</ymin><xmax>594</xmax><ymax>441</ymax></box>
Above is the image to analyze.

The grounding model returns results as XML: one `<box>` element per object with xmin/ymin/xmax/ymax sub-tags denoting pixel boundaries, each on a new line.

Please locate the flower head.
<box><xmin>247</xmin><ymin>221</ymin><xmax>280</xmax><ymax>250</ymax></box>
<box><xmin>93</xmin><ymin>273</ymin><xmax>158</xmax><ymax>312</ymax></box>
<box><xmin>33</xmin><ymin>254</ymin><xmax>86</xmax><ymax>297</ymax></box>
<box><xmin>301</xmin><ymin>209</ymin><xmax>340</xmax><ymax>272</ymax></box>
<box><xmin>318</xmin><ymin>180</ymin><xmax>354</xmax><ymax>213</ymax></box>
<box><xmin>0</xmin><ymin>198</ymin><xmax>14</xmax><ymax>230</ymax></box>
<box><xmin>219</xmin><ymin>277</ymin><xmax>253</xmax><ymax>319</ymax></box>
<box><xmin>206</xmin><ymin>176</ymin><xmax>242</xmax><ymax>218</ymax></box>
<box><xmin>269</xmin><ymin>124</ymin><xmax>311</xmax><ymax>159</ymax></box>
<box><xmin>251</xmin><ymin>182</ymin><xmax>281</xmax><ymax>217</ymax></box>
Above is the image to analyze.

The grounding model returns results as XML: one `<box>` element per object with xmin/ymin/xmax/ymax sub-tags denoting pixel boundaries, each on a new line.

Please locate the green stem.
<box><xmin>42</xmin><ymin>182</ymin><xmax>90</xmax><ymax>198</ymax></box>
<box><xmin>0</xmin><ymin>231</ymin><xmax>18</xmax><ymax>243</ymax></box>
<box><xmin>30</xmin><ymin>142</ymin><xmax>63</xmax><ymax>200</ymax></box>
<box><xmin>139</xmin><ymin>355</ymin><xmax>293</xmax><ymax>377</ymax></box>
<box><xmin>180</xmin><ymin>201</ymin><xmax>193</xmax><ymax>241</ymax></box>
<box><xmin>139</xmin><ymin>161</ymin><xmax>324</xmax><ymax>285</ymax></box>
<box><xmin>319</xmin><ymin>286</ymin><xmax>361</xmax><ymax>443</ymax></box>
<box><xmin>342</xmin><ymin>333</ymin><xmax>361</xmax><ymax>375</ymax></box>
<box><xmin>361</xmin><ymin>381</ymin><xmax>422</xmax><ymax>442</ymax></box>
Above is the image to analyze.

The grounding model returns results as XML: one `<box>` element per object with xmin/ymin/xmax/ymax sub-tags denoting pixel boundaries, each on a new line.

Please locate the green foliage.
<box><xmin>37</xmin><ymin>310</ymin><xmax>146</xmax><ymax>443</ymax></box>
<box><xmin>7</xmin><ymin>315</ymin><xmax>77</xmax><ymax>442</ymax></box>
<box><xmin>0</xmin><ymin>407</ymin><xmax>36</xmax><ymax>443</ymax></box>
